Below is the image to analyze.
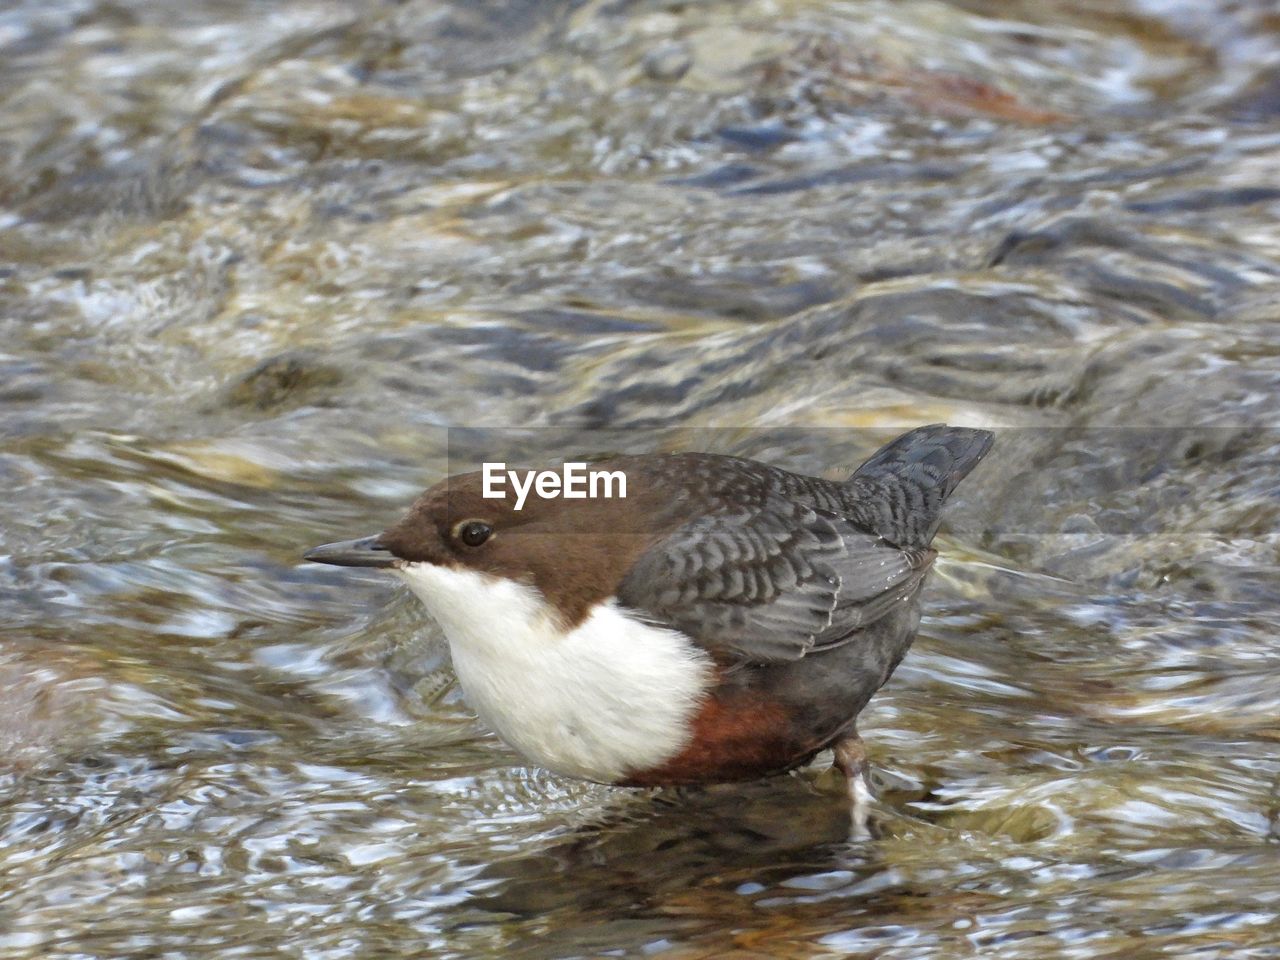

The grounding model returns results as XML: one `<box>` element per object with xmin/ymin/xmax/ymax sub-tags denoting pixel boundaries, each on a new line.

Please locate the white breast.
<box><xmin>395</xmin><ymin>562</ymin><xmax>713</xmax><ymax>783</ymax></box>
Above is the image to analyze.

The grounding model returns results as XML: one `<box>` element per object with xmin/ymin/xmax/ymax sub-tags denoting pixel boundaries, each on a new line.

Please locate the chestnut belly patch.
<box><xmin>619</xmin><ymin>689</ymin><xmax>826</xmax><ymax>787</ymax></box>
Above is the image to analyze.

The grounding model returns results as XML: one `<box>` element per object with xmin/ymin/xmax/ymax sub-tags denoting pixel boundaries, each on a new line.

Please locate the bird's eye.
<box><xmin>455</xmin><ymin>520</ymin><xmax>493</xmax><ymax>548</ymax></box>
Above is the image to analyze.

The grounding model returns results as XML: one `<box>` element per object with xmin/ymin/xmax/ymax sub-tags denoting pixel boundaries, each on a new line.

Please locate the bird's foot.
<box><xmin>833</xmin><ymin>734</ymin><xmax>873</xmax><ymax>840</ymax></box>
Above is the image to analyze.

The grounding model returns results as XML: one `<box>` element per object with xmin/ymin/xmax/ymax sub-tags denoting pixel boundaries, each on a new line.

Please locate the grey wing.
<box><xmin>615</xmin><ymin>497</ymin><xmax>933</xmax><ymax>664</ymax></box>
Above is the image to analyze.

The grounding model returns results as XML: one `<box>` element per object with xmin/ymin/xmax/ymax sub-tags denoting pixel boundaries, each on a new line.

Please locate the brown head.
<box><xmin>304</xmin><ymin>461</ymin><xmax>685</xmax><ymax>627</ymax></box>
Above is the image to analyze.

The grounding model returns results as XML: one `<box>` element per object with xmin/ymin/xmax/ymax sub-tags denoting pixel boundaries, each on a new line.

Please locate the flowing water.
<box><xmin>3</xmin><ymin>0</ymin><xmax>1280</xmax><ymax>956</ymax></box>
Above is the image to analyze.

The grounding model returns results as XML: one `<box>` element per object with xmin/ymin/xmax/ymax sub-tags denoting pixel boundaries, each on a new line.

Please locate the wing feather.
<box><xmin>615</xmin><ymin>496</ymin><xmax>932</xmax><ymax>664</ymax></box>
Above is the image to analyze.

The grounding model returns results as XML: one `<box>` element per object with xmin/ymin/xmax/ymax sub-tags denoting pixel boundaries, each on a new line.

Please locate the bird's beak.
<box><xmin>303</xmin><ymin>535</ymin><xmax>397</xmax><ymax>568</ymax></box>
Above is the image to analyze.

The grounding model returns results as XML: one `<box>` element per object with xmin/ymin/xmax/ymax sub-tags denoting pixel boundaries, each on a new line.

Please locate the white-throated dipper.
<box><xmin>305</xmin><ymin>425</ymin><xmax>992</xmax><ymax>814</ymax></box>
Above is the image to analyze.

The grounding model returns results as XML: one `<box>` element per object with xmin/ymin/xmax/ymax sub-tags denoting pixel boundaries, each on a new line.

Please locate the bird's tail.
<box><xmin>844</xmin><ymin>424</ymin><xmax>994</xmax><ymax>549</ymax></box>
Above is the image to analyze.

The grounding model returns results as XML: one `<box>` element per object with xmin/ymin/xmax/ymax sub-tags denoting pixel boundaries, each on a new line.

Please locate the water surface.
<box><xmin>3</xmin><ymin>0</ymin><xmax>1280</xmax><ymax>956</ymax></box>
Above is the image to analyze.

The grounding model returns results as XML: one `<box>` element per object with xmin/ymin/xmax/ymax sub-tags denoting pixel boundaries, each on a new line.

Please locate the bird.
<box><xmin>305</xmin><ymin>424</ymin><xmax>993</xmax><ymax>826</ymax></box>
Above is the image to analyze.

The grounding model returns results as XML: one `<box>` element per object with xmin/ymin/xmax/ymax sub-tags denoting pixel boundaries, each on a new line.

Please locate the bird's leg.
<box><xmin>832</xmin><ymin>732</ymin><xmax>873</xmax><ymax>840</ymax></box>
